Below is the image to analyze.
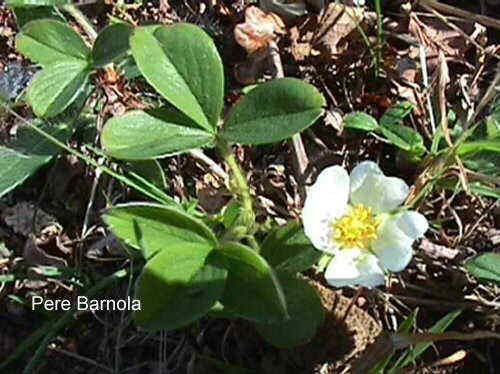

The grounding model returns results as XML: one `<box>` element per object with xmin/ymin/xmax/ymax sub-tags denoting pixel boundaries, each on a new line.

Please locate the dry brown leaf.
<box><xmin>314</xmin><ymin>3</ymin><xmax>364</xmax><ymax>55</ymax></box>
<box><xmin>234</xmin><ymin>6</ymin><xmax>284</xmax><ymax>54</ymax></box>
<box><xmin>408</xmin><ymin>15</ymin><xmax>475</xmax><ymax>72</ymax></box>
<box><xmin>23</xmin><ymin>235</ymin><xmax>67</xmax><ymax>267</ymax></box>
<box><xmin>233</xmin><ymin>6</ymin><xmax>285</xmax><ymax>84</ymax></box>
<box><xmin>195</xmin><ymin>179</ymin><xmax>230</xmax><ymax>214</ymax></box>
<box><xmin>290</xmin><ymin>3</ymin><xmax>364</xmax><ymax>61</ymax></box>
<box><xmin>2</xmin><ymin>202</ymin><xmax>60</xmax><ymax>236</ymax></box>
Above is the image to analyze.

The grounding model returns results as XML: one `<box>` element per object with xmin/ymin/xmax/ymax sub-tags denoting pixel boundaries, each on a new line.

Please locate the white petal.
<box><xmin>302</xmin><ymin>166</ymin><xmax>349</xmax><ymax>252</ymax></box>
<box><xmin>350</xmin><ymin>161</ymin><xmax>409</xmax><ymax>213</ymax></box>
<box><xmin>371</xmin><ymin>211</ymin><xmax>428</xmax><ymax>272</ymax></box>
<box><xmin>324</xmin><ymin>249</ymin><xmax>385</xmax><ymax>288</ymax></box>
<box><xmin>396</xmin><ymin>211</ymin><xmax>429</xmax><ymax>239</ymax></box>
<box><xmin>350</xmin><ymin>161</ymin><xmax>382</xmax><ymax>192</ymax></box>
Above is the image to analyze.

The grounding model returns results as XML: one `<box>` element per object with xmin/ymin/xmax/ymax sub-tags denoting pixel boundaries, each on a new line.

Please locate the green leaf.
<box><xmin>343</xmin><ymin>112</ymin><xmax>379</xmax><ymax>131</ymax></box>
<box><xmin>486</xmin><ymin>100</ymin><xmax>500</xmax><ymax>138</ymax></box>
<box><xmin>398</xmin><ymin>310</ymin><xmax>462</xmax><ymax>368</ymax></box>
<box><xmin>379</xmin><ymin>101</ymin><xmax>413</xmax><ymax>127</ymax></box>
<box><xmin>126</xmin><ymin>160</ymin><xmax>167</xmax><ymax>190</ymax></box>
<box><xmin>254</xmin><ymin>275</ymin><xmax>324</xmax><ymax>347</ymax></box>
<box><xmin>7</xmin><ymin>0</ymin><xmax>70</xmax><ymax>5</ymax></box>
<box><xmin>16</xmin><ymin>19</ymin><xmax>90</xmax><ymax>66</ymax></box>
<box><xmin>463</xmin><ymin>151</ymin><xmax>500</xmax><ymax>176</ymax></box>
<box><xmin>260</xmin><ymin>0</ymin><xmax>307</xmax><ymax>20</ymax></box>
<box><xmin>465</xmin><ymin>252</ymin><xmax>500</xmax><ymax>284</ymax></box>
<box><xmin>457</xmin><ymin>138</ymin><xmax>500</xmax><ymax>156</ymax></box>
<box><xmin>130</xmin><ymin>25</ymin><xmax>223</xmax><ymax>131</ymax></box>
<box><xmin>377</xmin><ymin>102</ymin><xmax>425</xmax><ymax>156</ymax></box>
<box><xmin>0</xmin><ymin>120</ymin><xmax>72</xmax><ymax>199</ymax></box>
<box><xmin>439</xmin><ymin>179</ymin><xmax>500</xmax><ymax>199</ymax></box>
<box><xmin>261</xmin><ymin>221</ymin><xmax>322</xmax><ymax>274</ymax></box>
<box><xmin>379</xmin><ymin>122</ymin><xmax>426</xmax><ymax>156</ymax></box>
<box><xmin>487</xmin><ymin>117</ymin><xmax>500</xmax><ymax>139</ymax></box>
<box><xmin>0</xmin><ymin>274</ymin><xmax>16</xmax><ymax>283</ymax></box>
<box><xmin>398</xmin><ymin>308</ymin><xmax>419</xmax><ymax>333</ymax></box>
<box><xmin>221</xmin><ymin>200</ymin><xmax>243</xmax><ymax>230</ymax></box>
<box><xmin>27</xmin><ymin>60</ymin><xmax>90</xmax><ymax>118</ymax></box>
<box><xmin>384</xmin><ymin>309</ymin><xmax>419</xmax><ymax>373</ymax></box>
<box><xmin>92</xmin><ymin>23</ymin><xmax>133</xmax><ymax>67</ymax></box>
<box><xmin>469</xmin><ymin>182</ymin><xmax>500</xmax><ymax>199</ymax></box>
<box><xmin>103</xmin><ymin>203</ymin><xmax>218</xmax><ymax>259</ymax></box>
<box><xmin>116</xmin><ymin>56</ymin><xmax>141</xmax><ymax>80</ymax></box>
<box><xmin>134</xmin><ymin>244</ymin><xmax>227</xmax><ymax>331</ymax></box>
<box><xmin>13</xmin><ymin>7</ymin><xmax>62</xmax><ymax>28</ymax></box>
<box><xmin>101</xmin><ymin>109</ymin><xmax>215</xmax><ymax>160</ymax></box>
<box><xmin>154</xmin><ymin>24</ymin><xmax>224</xmax><ymax>129</ymax></box>
<box><xmin>215</xmin><ymin>242</ymin><xmax>288</xmax><ymax>323</ymax></box>
<box><xmin>222</xmin><ymin>78</ymin><xmax>325</xmax><ymax>145</ymax></box>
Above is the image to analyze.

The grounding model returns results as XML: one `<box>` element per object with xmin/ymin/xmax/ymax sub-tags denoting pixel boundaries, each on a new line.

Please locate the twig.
<box><xmin>49</xmin><ymin>347</ymin><xmax>114</xmax><ymax>374</ymax></box>
<box><xmin>268</xmin><ymin>41</ymin><xmax>310</xmax><ymax>191</ymax></box>
<box><xmin>438</xmin><ymin>51</ymin><xmax>451</xmax><ymax>147</ymax></box>
<box><xmin>466</xmin><ymin>169</ymin><xmax>500</xmax><ymax>186</ymax></box>
<box><xmin>418</xmin><ymin>0</ymin><xmax>500</xmax><ymax>32</ymax></box>
<box><xmin>423</xmin><ymin>5</ymin><xmax>488</xmax><ymax>57</ymax></box>
<box><xmin>62</xmin><ymin>5</ymin><xmax>97</xmax><ymax>42</ymax></box>
<box><xmin>389</xmin><ymin>294</ymin><xmax>483</xmax><ymax>311</ymax></box>
<box><xmin>419</xmin><ymin>40</ymin><xmax>436</xmax><ymax>134</ymax></box>
<box><xmin>82</xmin><ymin>165</ymin><xmax>102</xmax><ymax>238</ymax></box>
<box><xmin>188</xmin><ymin>149</ymin><xmax>229</xmax><ymax>182</ymax></box>
<box><xmin>466</xmin><ymin>63</ymin><xmax>500</xmax><ymax>128</ymax></box>
<box><xmin>374</xmin><ymin>0</ymin><xmax>383</xmax><ymax>77</ymax></box>
<box><xmin>268</xmin><ymin>41</ymin><xmax>284</xmax><ymax>78</ymax></box>
<box><xmin>393</xmin><ymin>330</ymin><xmax>500</xmax><ymax>348</ymax></box>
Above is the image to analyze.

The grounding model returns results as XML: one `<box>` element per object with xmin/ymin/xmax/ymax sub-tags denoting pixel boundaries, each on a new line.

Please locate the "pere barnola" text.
<box><xmin>32</xmin><ymin>296</ymin><xmax>141</xmax><ymax>311</ymax></box>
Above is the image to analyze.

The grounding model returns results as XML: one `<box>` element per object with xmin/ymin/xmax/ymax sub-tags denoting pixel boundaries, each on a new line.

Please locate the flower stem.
<box><xmin>216</xmin><ymin>137</ymin><xmax>257</xmax><ymax>247</ymax></box>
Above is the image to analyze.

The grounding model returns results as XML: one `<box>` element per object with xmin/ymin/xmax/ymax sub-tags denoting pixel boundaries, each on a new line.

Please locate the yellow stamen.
<box><xmin>331</xmin><ymin>204</ymin><xmax>380</xmax><ymax>250</ymax></box>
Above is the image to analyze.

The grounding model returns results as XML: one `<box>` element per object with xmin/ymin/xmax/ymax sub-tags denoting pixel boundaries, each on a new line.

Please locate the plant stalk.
<box><xmin>216</xmin><ymin>137</ymin><xmax>256</xmax><ymax>245</ymax></box>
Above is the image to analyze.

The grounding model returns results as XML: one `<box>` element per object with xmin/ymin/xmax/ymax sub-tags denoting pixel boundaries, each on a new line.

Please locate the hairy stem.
<box><xmin>216</xmin><ymin>137</ymin><xmax>257</xmax><ymax>247</ymax></box>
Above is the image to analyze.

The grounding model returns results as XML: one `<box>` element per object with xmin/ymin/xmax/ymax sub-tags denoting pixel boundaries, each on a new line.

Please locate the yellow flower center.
<box><xmin>331</xmin><ymin>204</ymin><xmax>380</xmax><ymax>250</ymax></box>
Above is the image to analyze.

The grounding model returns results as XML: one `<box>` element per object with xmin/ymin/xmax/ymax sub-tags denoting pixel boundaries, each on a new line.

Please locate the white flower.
<box><xmin>302</xmin><ymin>161</ymin><xmax>428</xmax><ymax>288</ymax></box>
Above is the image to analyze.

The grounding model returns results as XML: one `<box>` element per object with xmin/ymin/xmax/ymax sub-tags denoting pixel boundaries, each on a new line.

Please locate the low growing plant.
<box><xmin>2</xmin><ymin>14</ymin><xmax>329</xmax><ymax>348</ymax></box>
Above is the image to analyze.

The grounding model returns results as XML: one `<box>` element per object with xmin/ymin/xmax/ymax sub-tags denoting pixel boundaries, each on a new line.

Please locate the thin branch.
<box><xmin>268</xmin><ymin>40</ymin><xmax>310</xmax><ymax>191</ymax></box>
<box><xmin>62</xmin><ymin>5</ymin><xmax>98</xmax><ymax>42</ymax></box>
<box><xmin>188</xmin><ymin>149</ymin><xmax>229</xmax><ymax>182</ymax></box>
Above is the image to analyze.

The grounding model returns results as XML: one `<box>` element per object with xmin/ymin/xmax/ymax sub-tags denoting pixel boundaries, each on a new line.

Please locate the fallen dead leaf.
<box><xmin>234</xmin><ymin>6</ymin><xmax>284</xmax><ymax>54</ymax></box>
<box><xmin>23</xmin><ymin>235</ymin><xmax>67</xmax><ymax>267</ymax></box>
<box><xmin>289</xmin><ymin>3</ymin><xmax>364</xmax><ymax>61</ymax></box>
<box><xmin>2</xmin><ymin>202</ymin><xmax>60</xmax><ymax>237</ymax></box>
<box><xmin>408</xmin><ymin>15</ymin><xmax>477</xmax><ymax>73</ymax></box>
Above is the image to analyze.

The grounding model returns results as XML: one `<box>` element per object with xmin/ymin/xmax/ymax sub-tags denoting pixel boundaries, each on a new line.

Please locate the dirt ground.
<box><xmin>1</xmin><ymin>1</ymin><xmax>499</xmax><ymax>373</ymax></box>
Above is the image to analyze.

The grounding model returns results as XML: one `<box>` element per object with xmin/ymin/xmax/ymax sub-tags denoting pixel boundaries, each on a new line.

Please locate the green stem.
<box><xmin>2</xmin><ymin>105</ymin><xmax>173</xmax><ymax>206</ymax></box>
<box><xmin>216</xmin><ymin>138</ymin><xmax>256</xmax><ymax>245</ymax></box>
